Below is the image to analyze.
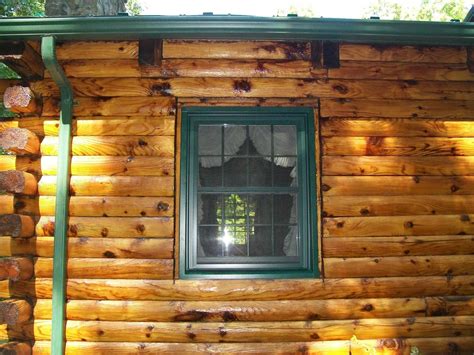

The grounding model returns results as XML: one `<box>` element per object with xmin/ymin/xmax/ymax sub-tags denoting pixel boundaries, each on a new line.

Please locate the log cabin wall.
<box><xmin>0</xmin><ymin>39</ymin><xmax>474</xmax><ymax>353</ymax></box>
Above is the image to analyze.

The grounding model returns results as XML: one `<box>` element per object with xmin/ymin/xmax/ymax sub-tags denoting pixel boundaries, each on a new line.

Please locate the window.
<box><xmin>180</xmin><ymin>107</ymin><xmax>318</xmax><ymax>279</ymax></box>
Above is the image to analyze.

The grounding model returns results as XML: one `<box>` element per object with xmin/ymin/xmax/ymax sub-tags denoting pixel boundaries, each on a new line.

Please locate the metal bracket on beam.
<box><xmin>311</xmin><ymin>40</ymin><xmax>340</xmax><ymax>69</ymax></box>
<box><xmin>138</xmin><ymin>39</ymin><xmax>163</xmax><ymax>66</ymax></box>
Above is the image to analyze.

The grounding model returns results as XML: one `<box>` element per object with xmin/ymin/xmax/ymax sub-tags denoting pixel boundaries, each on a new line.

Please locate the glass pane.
<box><xmin>223</xmin><ymin>194</ymin><xmax>248</xmax><ymax>226</ymax></box>
<box><xmin>274</xmin><ymin>194</ymin><xmax>297</xmax><ymax>224</ymax></box>
<box><xmin>223</xmin><ymin>225</ymin><xmax>248</xmax><ymax>257</ymax></box>
<box><xmin>274</xmin><ymin>225</ymin><xmax>298</xmax><ymax>257</ymax></box>
<box><xmin>249</xmin><ymin>125</ymin><xmax>271</xmax><ymax>155</ymax></box>
<box><xmin>223</xmin><ymin>157</ymin><xmax>247</xmax><ymax>186</ymax></box>
<box><xmin>224</xmin><ymin>125</ymin><xmax>247</xmax><ymax>155</ymax></box>
<box><xmin>248</xmin><ymin>194</ymin><xmax>272</xmax><ymax>225</ymax></box>
<box><xmin>198</xmin><ymin>225</ymin><xmax>223</xmax><ymax>257</ymax></box>
<box><xmin>249</xmin><ymin>226</ymin><xmax>272</xmax><ymax>256</ymax></box>
<box><xmin>274</xmin><ymin>125</ymin><xmax>297</xmax><ymax>156</ymax></box>
<box><xmin>199</xmin><ymin>125</ymin><xmax>222</xmax><ymax>156</ymax></box>
<box><xmin>199</xmin><ymin>158</ymin><xmax>222</xmax><ymax>187</ymax></box>
<box><xmin>249</xmin><ymin>157</ymin><xmax>272</xmax><ymax>186</ymax></box>
<box><xmin>198</xmin><ymin>193</ymin><xmax>223</xmax><ymax>224</ymax></box>
<box><xmin>273</xmin><ymin>160</ymin><xmax>297</xmax><ymax>187</ymax></box>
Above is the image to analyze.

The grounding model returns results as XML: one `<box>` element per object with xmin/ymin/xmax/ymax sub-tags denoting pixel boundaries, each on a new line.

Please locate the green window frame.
<box><xmin>179</xmin><ymin>106</ymin><xmax>318</xmax><ymax>279</ymax></box>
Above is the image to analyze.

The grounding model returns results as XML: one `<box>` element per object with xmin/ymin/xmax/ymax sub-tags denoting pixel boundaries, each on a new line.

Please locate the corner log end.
<box><xmin>0</xmin><ymin>342</ymin><xmax>32</xmax><ymax>355</ymax></box>
<box><xmin>0</xmin><ymin>299</ymin><xmax>32</xmax><ymax>325</ymax></box>
<box><xmin>3</xmin><ymin>86</ymin><xmax>42</xmax><ymax>116</ymax></box>
<box><xmin>0</xmin><ymin>171</ymin><xmax>37</xmax><ymax>195</ymax></box>
<box><xmin>0</xmin><ymin>214</ymin><xmax>35</xmax><ymax>238</ymax></box>
<box><xmin>0</xmin><ymin>128</ymin><xmax>40</xmax><ymax>155</ymax></box>
<box><xmin>0</xmin><ymin>258</ymin><xmax>34</xmax><ymax>281</ymax></box>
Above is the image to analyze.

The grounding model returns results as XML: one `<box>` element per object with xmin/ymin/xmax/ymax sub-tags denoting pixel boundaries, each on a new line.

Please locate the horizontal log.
<box><xmin>42</xmin><ymin>97</ymin><xmax>176</xmax><ymax>117</ymax></box>
<box><xmin>40</xmin><ymin>156</ymin><xmax>174</xmax><ymax>176</ymax></box>
<box><xmin>30</xmin><ymin>338</ymin><xmax>474</xmax><ymax>355</ymax></box>
<box><xmin>0</xmin><ymin>156</ymin><xmax>41</xmax><ymax>178</ymax></box>
<box><xmin>0</xmin><ymin>258</ymin><xmax>33</xmax><ymax>281</ymax></box>
<box><xmin>323</xmin><ymin>137</ymin><xmax>474</xmax><ymax>156</ymax></box>
<box><xmin>3</xmin><ymin>276</ymin><xmax>474</xmax><ymax>301</ymax></box>
<box><xmin>425</xmin><ymin>296</ymin><xmax>474</xmax><ymax>317</ymax></box>
<box><xmin>3</xmin><ymin>86</ymin><xmax>41</xmax><ymax>115</ymax></box>
<box><xmin>323</xmin><ymin>195</ymin><xmax>474</xmax><ymax>217</ymax></box>
<box><xmin>321</xmin><ymin>176</ymin><xmax>474</xmax><ymax>196</ymax></box>
<box><xmin>0</xmin><ymin>214</ymin><xmax>35</xmax><ymax>237</ymax></box>
<box><xmin>36</xmin><ymin>216</ymin><xmax>174</xmax><ymax>238</ymax></box>
<box><xmin>56</xmin><ymin>41</ymin><xmax>138</xmax><ymax>60</ymax></box>
<box><xmin>0</xmin><ymin>300</ymin><xmax>31</xmax><ymax>325</ymax></box>
<box><xmin>53</xmin><ymin>58</ymin><xmax>327</xmax><ymax>78</ymax></box>
<box><xmin>330</xmin><ymin>61</ymin><xmax>474</xmax><ymax>81</ymax></box>
<box><xmin>0</xmin><ymin>237</ymin><xmax>174</xmax><ymax>259</ymax></box>
<box><xmin>0</xmin><ymin>342</ymin><xmax>31</xmax><ymax>354</ymax></box>
<box><xmin>32</xmin><ymin>77</ymin><xmax>474</xmax><ymax>101</ymax></box>
<box><xmin>0</xmin><ymin>128</ymin><xmax>40</xmax><ymax>155</ymax></box>
<box><xmin>323</xmin><ymin>235</ymin><xmax>474</xmax><ymax>257</ymax></box>
<box><xmin>320</xmin><ymin>98</ymin><xmax>474</xmax><ymax>119</ymax></box>
<box><xmin>0</xmin><ymin>41</ymin><xmax>43</xmax><ymax>80</ymax></box>
<box><xmin>41</xmin><ymin>136</ymin><xmax>175</xmax><ymax>156</ymax></box>
<box><xmin>5</xmin><ymin>316</ymin><xmax>474</xmax><ymax>342</ymax></box>
<box><xmin>324</xmin><ymin>255</ymin><xmax>474</xmax><ymax>278</ymax></box>
<box><xmin>38</xmin><ymin>176</ymin><xmax>174</xmax><ymax>197</ymax></box>
<box><xmin>33</xmin><ymin>297</ymin><xmax>427</xmax><ymax>321</ymax></box>
<box><xmin>163</xmin><ymin>40</ymin><xmax>311</xmax><ymax>60</ymax></box>
<box><xmin>0</xmin><ymin>171</ymin><xmax>37</xmax><ymax>195</ymax></box>
<box><xmin>321</xmin><ymin>118</ymin><xmax>474</xmax><ymax>137</ymax></box>
<box><xmin>339</xmin><ymin>44</ymin><xmax>467</xmax><ymax>64</ymax></box>
<box><xmin>25</xmin><ymin>196</ymin><xmax>174</xmax><ymax>217</ymax></box>
<box><xmin>0</xmin><ymin>196</ymin><xmax>14</xmax><ymax>214</ymax></box>
<box><xmin>323</xmin><ymin>215</ymin><xmax>474</xmax><ymax>237</ymax></box>
<box><xmin>34</xmin><ymin>258</ymin><xmax>173</xmax><ymax>279</ymax></box>
<box><xmin>323</xmin><ymin>156</ymin><xmax>474</xmax><ymax>176</ymax></box>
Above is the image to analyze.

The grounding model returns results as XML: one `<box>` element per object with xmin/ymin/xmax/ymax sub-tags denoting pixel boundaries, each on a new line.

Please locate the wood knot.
<box><xmin>321</xmin><ymin>184</ymin><xmax>331</xmax><ymax>192</ymax></box>
<box><xmin>309</xmin><ymin>332</ymin><xmax>320</xmax><ymax>340</ymax></box>
<box><xmin>101</xmin><ymin>228</ymin><xmax>109</xmax><ymax>237</ymax></box>
<box><xmin>451</xmin><ymin>185</ymin><xmax>460</xmax><ymax>192</ymax></box>
<box><xmin>136</xmin><ymin>224</ymin><xmax>146</xmax><ymax>233</ymax></box>
<box><xmin>412</xmin><ymin>176</ymin><xmax>420</xmax><ymax>183</ymax></box>
<box><xmin>361</xmin><ymin>304</ymin><xmax>374</xmax><ymax>312</ymax></box>
<box><xmin>157</xmin><ymin>201</ymin><xmax>170</xmax><ymax>211</ymax></box>
<box><xmin>138</xmin><ymin>139</ymin><xmax>148</xmax><ymax>146</ymax></box>
<box><xmin>359</xmin><ymin>208</ymin><xmax>370</xmax><ymax>216</ymax></box>
<box><xmin>103</xmin><ymin>251</ymin><xmax>116</xmax><ymax>258</ymax></box>
<box><xmin>150</xmin><ymin>82</ymin><xmax>172</xmax><ymax>96</ymax></box>
<box><xmin>233</xmin><ymin>80</ymin><xmax>252</xmax><ymax>93</ymax></box>
<box><xmin>404</xmin><ymin>221</ymin><xmax>414</xmax><ymax>228</ymax></box>
<box><xmin>218</xmin><ymin>327</ymin><xmax>227</xmax><ymax>337</ymax></box>
<box><xmin>223</xmin><ymin>311</ymin><xmax>237</xmax><ymax>322</ymax></box>
<box><xmin>255</xmin><ymin>61</ymin><xmax>267</xmax><ymax>73</ymax></box>
<box><xmin>69</xmin><ymin>224</ymin><xmax>78</xmax><ymax>237</ymax></box>
<box><xmin>336</xmin><ymin>221</ymin><xmax>344</xmax><ymax>228</ymax></box>
<box><xmin>42</xmin><ymin>221</ymin><xmax>55</xmax><ymax>236</ymax></box>
<box><xmin>332</xmin><ymin>84</ymin><xmax>348</xmax><ymax>95</ymax></box>
<box><xmin>460</xmin><ymin>214</ymin><xmax>470</xmax><ymax>222</ymax></box>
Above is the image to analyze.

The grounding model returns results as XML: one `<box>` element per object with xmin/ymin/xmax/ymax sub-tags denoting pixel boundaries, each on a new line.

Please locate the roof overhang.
<box><xmin>0</xmin><ymin>15</ymin><xmax>473</xmax><ymax>46</ymax></box>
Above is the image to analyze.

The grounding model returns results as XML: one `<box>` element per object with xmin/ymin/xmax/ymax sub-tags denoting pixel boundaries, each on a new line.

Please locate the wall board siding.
<box><xmin>3</xmin><ymin>39</ymin><xmax>474</xmax><ymax>352</ymax></box>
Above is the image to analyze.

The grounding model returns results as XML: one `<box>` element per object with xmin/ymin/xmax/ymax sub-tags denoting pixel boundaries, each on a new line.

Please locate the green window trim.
<box><xmin>179</xmin><ymin>106</ymin><xmax>318</xmax><ymax>279</ymax></box>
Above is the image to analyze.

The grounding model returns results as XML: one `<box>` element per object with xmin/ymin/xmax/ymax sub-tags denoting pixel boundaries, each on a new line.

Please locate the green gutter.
<box><xmin>0</xmin><ymin>16</ymin><xmax>473</xmax><ymax>45</ymax></box>
<box><xmin>41</xmin><ymin>36</ymin><xmax>73</xmax><ymax>355</ymax></box>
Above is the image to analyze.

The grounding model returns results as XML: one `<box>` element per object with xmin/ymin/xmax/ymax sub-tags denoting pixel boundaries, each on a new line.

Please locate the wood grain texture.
<box><xmin>0</xmin><ymin>195</ymin><xmax>14</xmax><ymax>214</ymax></box>
<box><xmin>0</xmin><ymin>171</ymin><xmax>37</xmax><ymax>195</ymax></box>
<box><xmin>323</xmin><ymin>195</ymin><xmax>474</xmax><ymax>216</ymax></box>
<box><xmin>4</xmin><ymin>316</ymin><xmax>474</xmax><ymax>342</ymax></box>
<box><xmin>40</xmin><ymin>156</ymin><xmax>174</xmax><ymax>176</ymax></box>
<box><xmin>320</xmin><ymin>98</ymin><xmax>474</xmax><ymax>118</ymax></box>
<box><xmin>323</xmin><ymin>215</ymin><xmax>474</xmax><ymax>237</ymax></box>
<box><xmin>34</xmin><ymin>258</ymin><xmax>173</xmax><ymax>279</ymax></box>
<box><xmin>0</xmin><ymin>214</ymin><xmax>35</xmax><ymax>238</ymax></box>
<box><xmin>322</xmin><ymin>156</ymin><xmax>474</xmax><ymax>176</ymax></box>
<box><xmin>0</xmin><ymin>299</ymin><xmax>32</xmax><ymax>325</ymax></box>
<box><xmin>339</xmin><ymin>44</ymin><xmax>467</xmax><ymax>63</ymax></box>
<box><xmin>323</xmin><ymin>137</ymin><xmax>474</xmax><ymax>156</ymax></box>
<box><xmin>163</xmin><ymin>40</ymin><xmax>311</xmax><ymax>59</ymax></box>
<box><xmin>0</xmin><ymin>237</ymin><xmax>174</xmax><ymax>259</ymax></box>
<box><xmin>324</xmin><ymin>255</ymin><xmax>474</xmax><ymax>278</ymax></box>
<box><xmin>4</xmin><ymin>276</ymin><xmax>474</xmax><ymax>300</ymax></box>
<box><xmin>323</xmin><ymin>235</ymin><xmax>474</xmax><ymax>257</ymax></box>
<box><xmin>42</xmin><ymin>97</ymin><xmax>176</xmax><ymax>117</ymax></box>
<box><xmin>36</xmin><ymin>216</ymin><xmax>174</xmax><ymax>238</ymax></box>
<box><xmin>321</xmin><ymin>118</ymin><xmax>474</xmax><ymax>137</ymax></box>
<box><xmin>322</xmin><ymin>176</ymin><xmax>474</xmax><ymax>196</ymax></box>
<box><xmin>32</xmin><ymin>297</ymin><xmax>427</xmax><ymax>321</ymax></box>
<box><xmin>38</xmin><ymin>176</ymin><xmax>174</xmax><ymax>197</ymax></box>
<box><xmin>0</xmin><ymin>258</ymin><xmax>33</xmax><ymax>281</ymax></box>
<box><xmin>41</xmin><ymin>136</ymin><xmax>175</xmax><ymax>156</ymax></box>
<box><xmin>26</xmin><ymin>196</ymin><xmax>174</xmax><ymax>217</ymax></box>
<box><xmin>56</xmin><ymin>41</ymin><xmax>138</xmax><ymax>60</ymax></box>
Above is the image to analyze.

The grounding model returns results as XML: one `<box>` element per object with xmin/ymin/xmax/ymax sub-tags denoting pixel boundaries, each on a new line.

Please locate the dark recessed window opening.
<box><xmin>180</xmin><ymin>107</ymin><xmax>318</xmax><ymax>279</ymax></box>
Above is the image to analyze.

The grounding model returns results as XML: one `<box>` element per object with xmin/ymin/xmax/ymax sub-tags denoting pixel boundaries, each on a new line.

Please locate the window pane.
<box><xmin>223</xmin><ymin>194</ymin><xmax>248</xmax><ymax>226</ymax></box>
<box><xmin>274</xmin><ymin>225</ymin><xmax>298</xmax><ymax>257</ymax></box>
<box><xmin>274</xmin><ymin>125</ymin><xmax>297</xmax><ymax>156</ymax></box>
<box><xmin>249</xmin><ymin>226</ymin><xmax>272</xmax><ymax>256</ymax></box>
<box><xmin>273</xmin><ymin>160</ymin><xmax>297</xmax><ymax>187</ymax></box>
<box><xmin>199</xmin><ymin>125</ymin><xmax>222</xmax><ymax>156</ymax></box>
<box><xmin>248</xmin><ymin>194</ymin><xmax>272</xmax><ymax>225</ymax></box>
<box><xmin>249</xmin><ymin>157</ymin><xmax>272</xmax><ymax>186</ymax></box>
<box><xmin>199</xmin><ymin>158</ymin><xmax>222</xmax><ymax>187</ymax></box>
<box><xmin>198</xmin><ymin>225</ymin><xmax>223</xmax><ymax>257</ymax></box>
<box><xmin>224</xmin><ymin>125</ymin><xmax>247</xmax><ymax>155</ymax></box>
<box><xmin>223</xmin><ymin>225</ymin><xmax>248</xmax><ymax>257</ymax></box>
<box><xmin>249</xmin><ymin>125</ymin><xmax>271</xmax><ymax>155</ymax></box>
<box><xmin>274</xmin><ymin>194</ymin><xmax>297</xmax><ymax>224</ymax></box>
<box><xmin>223</xmin><ymin>157</ymin><xmax>247</xmax><ymax>186</ymax></box>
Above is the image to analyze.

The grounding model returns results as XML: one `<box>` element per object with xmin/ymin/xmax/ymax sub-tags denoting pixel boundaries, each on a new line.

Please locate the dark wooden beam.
<box><xmin>138</xmin><ymin>39</ymin><xmax>163</xmax><ymax>66</ymax></box>
<box><xmin>0</xmin><ymin>41</ymin><xmax>44</xmax><ymax>80</ymax></box>
<box><xmin>311</xmin><ymin>40</ymin><xmax>340</xmax><ymax>69</ymax></box>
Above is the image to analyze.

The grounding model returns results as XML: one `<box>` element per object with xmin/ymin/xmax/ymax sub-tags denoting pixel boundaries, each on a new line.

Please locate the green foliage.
<box><xmin>0</xmin><ymin>103</ymin><xmax>14</xmax><ymax>119</ymax></box>
<box><xmin>276</xmin><ymin>5</ymin><xmax>315</xmax><ymax>17</ymax></box>
<box><xmin>0</xmin><ymin>0</ymin><xmax>45</xmax><ymax>17</ymax></box>
<box><xmin>126</xmin><ymin>0</ymin><xmax>144</xmax><ymax>15</ymax></box>
<box><xmin>0</xmin><ymin>63</ymin><xmax>20</xmax><ymax>79</ymax></box>
<box><xmin>366</xmin><ymin>0</ymin><xmax>470</xmax><ymax>21</ymax></box>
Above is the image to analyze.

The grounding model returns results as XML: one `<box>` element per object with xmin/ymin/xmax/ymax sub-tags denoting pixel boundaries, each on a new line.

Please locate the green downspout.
<box><xmin>41</xmin><ymin>36</ymin><xmax>73</xmax><ymax>355</ymax></box>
